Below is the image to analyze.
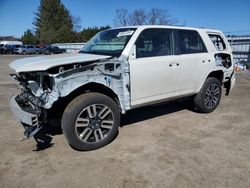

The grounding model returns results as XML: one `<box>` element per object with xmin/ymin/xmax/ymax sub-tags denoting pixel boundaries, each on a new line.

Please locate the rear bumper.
<box><xmin>9</xmin><ymin>95</ymin><xmax>39</xmax><ymax>126</ymax></box>
<box><xmin>224</xmin><ymin>71</ymin><xmax>236</xmax><ymax>95</ymax></box>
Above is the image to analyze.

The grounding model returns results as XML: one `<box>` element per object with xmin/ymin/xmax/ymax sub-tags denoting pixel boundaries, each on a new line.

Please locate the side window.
<box><xmin>208</xmin><ymin>34</ymin><xmax>226</xmax><ymax>51</ymax></box>
<box><xmin>135</xmin><ymin>29</ymin><xmax>173</xmax><ymax>58</ymax></box>
<box><xmin>179</xmin><ymin>30</ymin><xmax>207</xmax><ymax>54</ymax></box>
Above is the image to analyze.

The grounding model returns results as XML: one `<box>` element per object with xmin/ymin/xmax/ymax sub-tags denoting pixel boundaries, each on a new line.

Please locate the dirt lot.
<box><xmin>0</xmin><ymin>55</ymin><xmax>250</xmax><ymax>188</ymax></box>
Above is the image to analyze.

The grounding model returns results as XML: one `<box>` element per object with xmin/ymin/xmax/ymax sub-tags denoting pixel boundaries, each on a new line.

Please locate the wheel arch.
<box><xmin>206</xmin><ymin>70</ymin><xmax>224</xmax><ymax>83</ymax></box>
<box><xmin>196</xmin><ymin>70</ymin><xmax>224</xmax><ymax>93</ymax></box>
<box><xmin>69</xmin><ymin>82</ymin><xmax>121</xmax><ymax>107</ymax></box>
<box><xmin>48</xmin><ymin>82</ymin><xmax>121</xmax><ymax>119</ymax></box>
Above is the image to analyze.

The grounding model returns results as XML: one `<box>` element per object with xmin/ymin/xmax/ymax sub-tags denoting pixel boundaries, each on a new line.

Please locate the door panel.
<box><xmin>178</xmin><ymin>53</ymin><xmax>205</xmax><ymax>93</ymax></box>
<box><xmin>129</xmin><ymin>28</ymin><xmax>180</xmax><ymax>107</ymax></box>
<box><xmin>129</xmin><ymin>56</ymin><xmax>180</xmax><ymax>106</ymax></box>
<box><xmin>177</xmin><ymin>29</ymin><xmax>210</xmax><ymax>94</ymax></box>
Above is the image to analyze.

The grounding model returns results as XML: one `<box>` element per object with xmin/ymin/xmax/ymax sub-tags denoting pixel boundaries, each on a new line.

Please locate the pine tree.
<box><xmin>33</xmin><ymin>0</ymin><xmax>74</xmax><ymax>44</ymax></box>
<box><xmin>77</xmin><ymin>26</ymin><xmax>111</xmax><ymax>42</ymax></box>
<box><xmin>21</xmin><ymin>29</ymin><xmax>38</xmax><ymax>44</ymax></box>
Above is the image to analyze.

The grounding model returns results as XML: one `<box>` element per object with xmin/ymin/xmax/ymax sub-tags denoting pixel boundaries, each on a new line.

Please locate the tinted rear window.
<box><xmin>179</xmin><ymin>30</ymin><xmax>207</xmax><ymax>54</ymax></box>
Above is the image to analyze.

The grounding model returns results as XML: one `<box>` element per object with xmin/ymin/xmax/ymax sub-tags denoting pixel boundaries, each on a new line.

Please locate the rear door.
<box><xmin>129</xmin><ymin>28</ymin><xmax>180</xmax><ymax>107</ymax></box>
<box><xmin>176</xmin><ymin>29</ymin><xmax>210</xmax><ymax>94</ymax></box>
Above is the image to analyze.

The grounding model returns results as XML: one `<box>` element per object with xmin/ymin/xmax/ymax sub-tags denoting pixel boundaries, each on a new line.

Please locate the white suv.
<box><xmin>9</xmin><ymin>25</ymin><xmax>235</xmax><ymax>150</ymax></box>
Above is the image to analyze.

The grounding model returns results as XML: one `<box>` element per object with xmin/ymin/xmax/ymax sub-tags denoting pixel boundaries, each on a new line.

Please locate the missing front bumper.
<box><xmin>9</xmin><ymin>95</ymin><xmax>39</xmax><ymax>126</ymax></box>
<box><xmin>9</xmin><ymin>95</ymin><xmax>43</xmax><ymax>139</ymax></box>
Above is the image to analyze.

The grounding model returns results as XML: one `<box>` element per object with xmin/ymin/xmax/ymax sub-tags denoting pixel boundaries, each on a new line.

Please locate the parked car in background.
<box><xmin>14</xmin><ymin>45</ymin><xmax>26</xmax><ymax>54</ymax></box>
<box><xmin>37</xmin><ymin>46</ymin><xmax>47</xmax><ymax>54</ymax></box>
<box><xmin>43</xmin><ymin>45</ymin><xmax>66</xmax><ymax>54</ymax></box>
<box><xmin>11</xmin><ymin>45</ymin><xmax>21</xmax><ymax>54</ymax></box>
<box><xmin>0</xmin><ymin>44</ymin><xmax>15</xmax><ymax>54</ymax></box>
<box><xmin>7</xmin><ymin>45</ymin><xmax>21</xmax><ymax>54</ymax></box>
<box><xmin>0</xmin><ymin>44</ymin><xmax>4</xmax><ymax>53</ymax></box>
<box><xmin>0</xmin><ymin>44</ymin><xmax>11</xmax><ymax>54</ymax></box>
<box><xmin>0</xmin><ymin>41</ymin><xmax>23</xmax><ymax>54</ymax></box>
<box><xmin>14</xmin><ymin>45</ymin><xmax>40</xmax><ymax>54</ymax></box>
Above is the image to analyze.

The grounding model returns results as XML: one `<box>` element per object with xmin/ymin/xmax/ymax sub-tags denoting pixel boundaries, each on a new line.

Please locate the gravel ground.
<box><xmin>0</xmin><ymin>55</ymin><xmax>250</xmax><ymax>188</ymax></box>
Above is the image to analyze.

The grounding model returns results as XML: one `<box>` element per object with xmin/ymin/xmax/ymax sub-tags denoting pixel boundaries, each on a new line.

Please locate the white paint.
<box><xmin>9</xmin><ymin>53</ymin><xmax>111</xmax><ymax>72</ymax></box>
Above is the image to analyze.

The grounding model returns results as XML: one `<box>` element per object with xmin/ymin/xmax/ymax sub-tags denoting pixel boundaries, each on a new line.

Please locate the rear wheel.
<box><xmin>62</xmin><ymin>93</ymin><xmax>120</xmax><ymax>151</ymax></box>
<box><xmin>194</xmin><ymin>77</ymin><xmax>222</xmax><ymax>113</ymax></box>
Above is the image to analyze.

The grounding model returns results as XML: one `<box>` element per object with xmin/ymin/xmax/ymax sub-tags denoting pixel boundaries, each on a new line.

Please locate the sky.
<box><xmin>0</xmin><ymin>0</ymin><xmax>249</xmax><ymax>37</ymax></box>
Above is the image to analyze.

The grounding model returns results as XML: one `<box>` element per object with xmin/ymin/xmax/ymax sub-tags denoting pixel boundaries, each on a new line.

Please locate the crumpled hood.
<box><xmin>9</xmin><ymin>53</ymin><xmax>111</xmax><ymax>73</ymax></box>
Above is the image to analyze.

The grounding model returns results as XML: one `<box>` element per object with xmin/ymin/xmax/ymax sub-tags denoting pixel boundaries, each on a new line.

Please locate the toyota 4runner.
<box><xmin>9</xmin><ymin>25</ymin><xmax>235</xmax><ymax>151</ymax></box>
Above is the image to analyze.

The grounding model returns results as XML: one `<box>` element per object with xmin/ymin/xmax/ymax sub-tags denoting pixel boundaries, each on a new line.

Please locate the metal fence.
<box><xmin>52</xmin><ymin>43</ymin><xmax>86</xmax><ymax>53</ymax></box>
<box><xmin>226</xmin><ymin>36</ymin><xmax>250</xmax><ymax>64</ymax></box>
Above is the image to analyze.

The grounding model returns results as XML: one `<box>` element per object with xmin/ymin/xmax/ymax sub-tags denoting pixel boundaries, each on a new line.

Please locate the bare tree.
<box><xmin>114</xmin><ymin>8</ymin><xmax>178</xmax><ymax>26</ymax></box>
<box><xmin>130</xmin><ymin>9</ymin><xmax>147</xmax><ymax>25</ymax></box>
<box><xmin>114</xmin><ymin>9</ymin><xmax>130</xmax><ymax>26</ymax></box>
<box><xmin>147</xmin><ymin>8</ymin><xmax>177</xmax><ymax>25</ymax></box>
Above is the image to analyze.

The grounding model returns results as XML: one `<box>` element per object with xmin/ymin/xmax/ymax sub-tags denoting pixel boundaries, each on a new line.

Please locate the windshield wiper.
<box><xmin>79</xmin><ymin>49</ymin><xmax>119</xmax><ymax>57</ymax></box>
<box><xmin>78</xmin><ymin>50</ymin><xmax>100</xmax><ymax>55</ymax></box>
<box><xmin>78</xmin><ymin>50</ymin><xmax>89</xmax><ymax>54</ymax></box>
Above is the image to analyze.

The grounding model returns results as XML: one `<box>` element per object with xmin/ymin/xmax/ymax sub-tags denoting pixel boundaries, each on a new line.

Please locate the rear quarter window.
<box><xmin>208</xmin><ymin>34</ymin><xmax>226</xmax><ymax>51</ymax></box>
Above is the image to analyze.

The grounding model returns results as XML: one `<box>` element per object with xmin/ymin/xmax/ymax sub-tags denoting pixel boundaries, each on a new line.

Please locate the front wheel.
<box><xmin>62</xmin><ymin>93</ymin><xmax>120</xmax><ymax>151</ymax></box>
<box><xmin>194</xmin><ymin>77</ymin><xmax>222</xmax><ymax>113</ymax></box>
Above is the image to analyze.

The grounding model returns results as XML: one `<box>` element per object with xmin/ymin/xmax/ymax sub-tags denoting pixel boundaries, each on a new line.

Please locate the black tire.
<box><xmin>194</xmin><ymin>77</ymin><xmax>222</xmax><ymax>113</ymax></box>
<box><xmin>62</xmin><ymin>92</ymin><xmax>120</xmax><ymax>151</ymax></box>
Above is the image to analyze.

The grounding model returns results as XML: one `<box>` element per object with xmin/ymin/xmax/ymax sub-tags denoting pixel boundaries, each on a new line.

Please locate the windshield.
<box><xmin>79</xmin><ymin>28</ymin><xmax>136</xmax><ymax>57</ymax></box>
<box><xmin>0</xmin><ymin>44</ymin><xmax>4</xmax><ymax>47</ymax></box>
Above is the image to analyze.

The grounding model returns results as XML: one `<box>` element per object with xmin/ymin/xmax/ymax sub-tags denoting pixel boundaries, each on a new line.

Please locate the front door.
<box><xmin>129</xmin><ymin>28</ymin><xmax>180</xmax><ymax>107</ymax></box>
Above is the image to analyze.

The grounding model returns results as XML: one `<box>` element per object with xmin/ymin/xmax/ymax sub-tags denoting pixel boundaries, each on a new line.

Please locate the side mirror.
<box><xmin>129</xmin><ymin>45</ymin><xmax>136</xmax><ymax>60</ymax></box>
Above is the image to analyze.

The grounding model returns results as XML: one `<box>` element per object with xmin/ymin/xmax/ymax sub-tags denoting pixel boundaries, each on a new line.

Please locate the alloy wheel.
<box><xmin>75</xmin><ymin>104</ymin><xmax>114</xmax><ymax>143</ymax></box>
<box><xmin>205</xmin><ymin>83</ymin><xmax>220</xmax><ymax>109</ymax></box>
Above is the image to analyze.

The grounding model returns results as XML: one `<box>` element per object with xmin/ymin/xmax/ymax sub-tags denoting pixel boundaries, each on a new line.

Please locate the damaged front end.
<box><xmin>9</xmin><ymin>73</ymin><xmax>50</xmax><ymax>139</ymax></box>
<box><xmin>9</xmin><ymin>58</ymin><xmax>130</xmax><ymax>140</ymax></box>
